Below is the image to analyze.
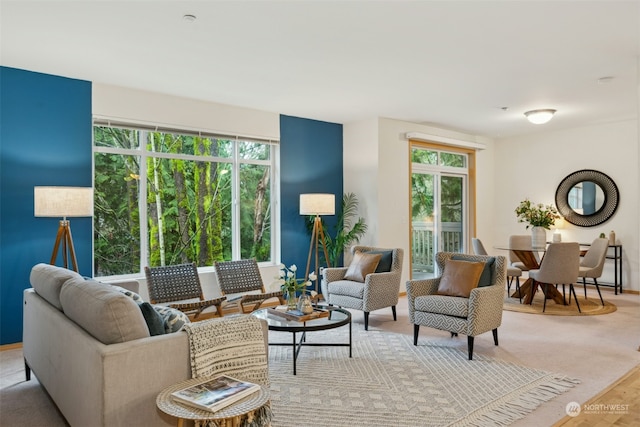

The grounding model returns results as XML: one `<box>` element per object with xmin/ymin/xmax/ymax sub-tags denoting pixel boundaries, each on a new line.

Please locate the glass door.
<box><xmin>411</xmin><ymin>148</ymin><xmax>467</xmax><ymax>279</ymax></box>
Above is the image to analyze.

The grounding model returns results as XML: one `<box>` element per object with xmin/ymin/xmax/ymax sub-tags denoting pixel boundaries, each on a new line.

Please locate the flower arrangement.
<box><xmin>515</xmin><ymin>199</ymin><xmax>560</xmax><ymax>230</ymax></box>
<box><xmin>276</xmin><ymin>264</ymin><xmax>316</xmax><ymax>295</ymax></box>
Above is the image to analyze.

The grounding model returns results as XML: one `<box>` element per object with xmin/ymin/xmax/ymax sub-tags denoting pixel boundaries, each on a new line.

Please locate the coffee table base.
<box><xmin>270</xmin><ymin>325</ymin><xmax>352</xmax><ymax>375</ymax></box>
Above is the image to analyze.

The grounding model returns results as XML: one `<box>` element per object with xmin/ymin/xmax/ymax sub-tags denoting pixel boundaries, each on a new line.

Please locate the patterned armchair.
<box><xmin>406</xmin><ymin>252</ymin><xmax>506</xmax><ymax>360</ymax></box>
<box><xmin>322</xmin><ymin>245</ymin><xmax>403</xmax><ymax>330</ymax></box>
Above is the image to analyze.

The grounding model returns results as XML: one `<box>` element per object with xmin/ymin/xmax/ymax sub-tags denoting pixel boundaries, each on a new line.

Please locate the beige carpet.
<box><xmin>503</xmin><ymin>292</ymin><xmax>617</xmax><ymax>316</ymax></box>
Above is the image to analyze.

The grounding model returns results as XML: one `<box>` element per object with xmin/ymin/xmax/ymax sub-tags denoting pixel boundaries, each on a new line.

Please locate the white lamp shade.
<box><xmin>34</xmin><ymin>186</ymin><xmax>94</xmax><ymax>217</ymax></box>
<box><xmin>524</xmin><ymin>109</ymin><xmax>556</xmax><ymax>124</ymax></box>
<box><xmin>300</xmin><ymin>193</ymin><xmax>335</xmax><ymax>216</ymax></box>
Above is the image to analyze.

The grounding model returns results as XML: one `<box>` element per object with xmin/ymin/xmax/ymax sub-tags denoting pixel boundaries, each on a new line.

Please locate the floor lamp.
<box><xmin>300</xmin><ymin>193</ymin><xmax>335</xmax><ymax>294</ymax></box>
<box><xmin>34</xmin><ymin>186</ymin><xmax>93</xmax><ymax>272</ymax></box>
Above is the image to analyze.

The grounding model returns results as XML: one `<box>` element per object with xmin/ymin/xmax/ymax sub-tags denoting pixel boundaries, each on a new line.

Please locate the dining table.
<box><xmin>494</xmin><ymin>243</ymin><xmax>567</xmax><ymax>305</ymax></box>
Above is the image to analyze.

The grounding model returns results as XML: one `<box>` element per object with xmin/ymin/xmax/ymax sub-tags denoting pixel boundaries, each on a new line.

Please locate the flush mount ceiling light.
<box><xmin>524</xmin><ymin>109</ymin><xmax>556</xmax><ymax>124</ymax></box>
<box><xmin>183</xmin><ymin>14</ymin><xmax>196</xmax><ymax>23</ymax></box>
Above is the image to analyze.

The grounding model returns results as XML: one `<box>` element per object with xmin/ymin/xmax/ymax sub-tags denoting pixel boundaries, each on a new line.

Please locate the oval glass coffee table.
<box><xmin>252</xmin><ymin>306</ymin><xmax>352</xmax><ymax>375</ymax></box>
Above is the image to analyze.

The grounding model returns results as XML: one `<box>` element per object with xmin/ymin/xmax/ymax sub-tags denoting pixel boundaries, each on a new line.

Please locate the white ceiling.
<box><xmin>1</xmin><ymin>0</ymin><xmax>638</xmax><ymax>139</ymax></box>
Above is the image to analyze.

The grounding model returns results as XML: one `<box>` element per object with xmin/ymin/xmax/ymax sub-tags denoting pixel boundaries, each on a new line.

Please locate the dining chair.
<box><xmin>472</xmin><ymin>238</ymin><xmax>522</xmax><ymax>302</ymax></box>
<box><xmin>527</xmin><ymin>242</ymin><xmax>580</xmax><ymax>312</ymax></box>
<box><xmin>508</xmin><ymin>235</ymin><xmax>540</xmax><ymax>271</ymax></box>
<box><xmin>578</xmin><ymin>237</ymin><xmax>609</xmax><ymax>306</ymax></box>
<box><xmin>145</xmin><ymin>262</ymin><xmax>227</xmax><ymax>320</ymax></box>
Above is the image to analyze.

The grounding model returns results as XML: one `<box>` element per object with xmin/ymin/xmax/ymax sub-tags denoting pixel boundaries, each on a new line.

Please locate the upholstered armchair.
<box><xmin>406</xmin><ymin>252</ymin><xmax>506</xmax><ymax>360</ymax></box>
<box><xmin>322</xmin><ymin>245</ymin><xmax>404</xmax><ymax>330</ymax></box>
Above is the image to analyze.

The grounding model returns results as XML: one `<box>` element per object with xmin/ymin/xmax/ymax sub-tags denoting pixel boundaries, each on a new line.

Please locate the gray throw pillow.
<box><xmin>138</xmin><ymin>302</ymin><xmax>166</xmax><ymax>336</ymax></box>
<box><xmin>153</xmin><ymin>305</ymin><xmax>190</xmax><ymax>333</ymax></box>
<box><xmin>367</xmin><ymin>250</ymin><xmax>394</xmax><ymax>273</ymax></box>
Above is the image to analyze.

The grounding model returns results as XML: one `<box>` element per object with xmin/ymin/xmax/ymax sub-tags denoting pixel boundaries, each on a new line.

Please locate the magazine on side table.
<box><xmin>171</xmin><ymin>375</ymin><xmax>261</xmax><ymax>413</ymax></box>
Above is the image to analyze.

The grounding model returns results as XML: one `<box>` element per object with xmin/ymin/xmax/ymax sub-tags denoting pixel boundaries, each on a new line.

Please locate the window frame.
<box><xmin>92</xmin><ymin>119</ymin><xmax>280</xmax><ymax>280</ymax></box>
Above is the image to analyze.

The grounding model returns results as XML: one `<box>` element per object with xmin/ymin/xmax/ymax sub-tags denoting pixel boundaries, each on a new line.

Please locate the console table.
<box><xmin>580</xmin><ymin>243</ymin><xmax>622</xmax><ymax>294</ymax></box>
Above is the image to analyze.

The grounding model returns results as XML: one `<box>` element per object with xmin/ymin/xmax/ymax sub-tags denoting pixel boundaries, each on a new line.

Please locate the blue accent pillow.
<box><xmin>451</xmin><ymin>255</ymin><xmax>495</xmax><ymax>287</ymax></box>
<box><xmin>367</xmin><ymin>250</ymin><xmax>394</xmax><ymax>273</ymax></box>
<box><xmin>138</xmin><ymin>302</ymin><xmax>166</xmax><ymax>336</ymax></box>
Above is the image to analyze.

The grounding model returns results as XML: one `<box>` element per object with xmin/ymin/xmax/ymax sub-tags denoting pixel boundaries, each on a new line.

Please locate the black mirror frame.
<box><xmin>555</xmin><ymin>169</ymin><xmax>619</xmax><ymax>227</ymax></box>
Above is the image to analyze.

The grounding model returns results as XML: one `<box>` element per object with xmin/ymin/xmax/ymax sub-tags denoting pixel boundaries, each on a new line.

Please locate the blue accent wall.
<box><xmin>279</xmin><ymin>115</ymin><xmax>343</xmax><ymax>292</ymax></box>
<box><xmin>0</xmin><ymin>67</ymin><xmax>92</xmax><ymax>345</ymax></box>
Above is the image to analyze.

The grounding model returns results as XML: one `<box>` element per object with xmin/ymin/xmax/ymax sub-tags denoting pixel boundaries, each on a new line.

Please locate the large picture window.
<box><xmin>93</xmin><ymin>122</ymin><xmax>277</xmax><ymax>277</ymax></box>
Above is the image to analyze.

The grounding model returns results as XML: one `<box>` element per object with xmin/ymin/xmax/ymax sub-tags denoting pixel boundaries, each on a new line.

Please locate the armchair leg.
<box><xmin>413</xmin><ymin>324</ymin><xmax>419</xmax><ymax>346</ymax></box>
<box><xmin>364</xmin><ymin>312</ymin><xmax>369</xmax><ymax>331</ymax></box>
<box><xmin>467</xmin><ymin>336</ymin><xmax>474</xmax><ymax>360</ymax></box>
<box><xmin>391</xmin><ymin>306</ymin><xmax>397</xmax><ymax>321</ymax></box>
<box><xmin>492</xmin><ymin>328</ymin><xmax>498</xmax><ymax>346</ymax></box>
<box><xmin>24</xmin><ymin>359</ymin><xmax>31</xmax><ymax>381</ymax></box>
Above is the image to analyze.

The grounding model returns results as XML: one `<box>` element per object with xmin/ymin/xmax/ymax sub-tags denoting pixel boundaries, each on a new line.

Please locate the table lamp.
<box><xmin>300</xmin><ymin>193</ymin><xmax>335</xmax><ymax>293</ymax></box>
<box><xmin>34</xmin><ymin>186</ymin><xmax>93</xmax><ymax>272</ymax></box>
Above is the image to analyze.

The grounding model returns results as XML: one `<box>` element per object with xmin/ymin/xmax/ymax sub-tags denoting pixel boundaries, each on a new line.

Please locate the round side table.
<box><xmin>157</xmin><ymin>377</ymin><xmax>270</xmax><ymax>427</ymax></box>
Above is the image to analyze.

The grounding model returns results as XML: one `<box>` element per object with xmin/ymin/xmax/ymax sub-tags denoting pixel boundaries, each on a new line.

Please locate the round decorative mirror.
<box><xmin>555</xmin><ymin>169</ymin><xmax>619</xmax><ymax>227</ymax></box>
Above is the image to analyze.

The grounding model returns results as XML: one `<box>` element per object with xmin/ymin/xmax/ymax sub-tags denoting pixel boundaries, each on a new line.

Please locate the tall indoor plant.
<box><xmin>515</xmin><ymin>199</ymin><xmax>560</xmax><ymax>248</ymax></box>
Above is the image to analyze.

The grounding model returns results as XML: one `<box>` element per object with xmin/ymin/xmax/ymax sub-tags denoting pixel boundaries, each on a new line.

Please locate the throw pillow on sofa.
<box><xmin>138</xmin><ymin>302</ymin><xmax>166</xmax><ymax>336</ymax></box>
<box><xmin>153</xmin><ymin>305</ymin><xmax>190</xmax><ymax>333</ymax></box>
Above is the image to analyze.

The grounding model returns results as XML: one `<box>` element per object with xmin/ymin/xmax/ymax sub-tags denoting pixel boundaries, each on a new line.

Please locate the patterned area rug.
<box><xmin>503</xmin><ymin>292</ymin><xmax>617</xmax><ymax>316</ymax></box>
<box><xmin>268</xmin><ymin>328</ymin><xmax>579</xmax><ymax>427</ymax></box>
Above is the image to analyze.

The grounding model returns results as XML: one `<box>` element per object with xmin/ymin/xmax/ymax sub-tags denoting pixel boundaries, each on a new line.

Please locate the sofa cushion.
<box><xmin>138</xmin><ymin>302</ymin><xmax>166</xmax><ymax>336</ymax></box>
<box><xmin>344</xmin><ymin>251</ymin><xmax>382</xmax><ymax>282</ymax></box>
<box><xmin>153</xmin><ymin>305</ymin><xmax>190</xmax><ymax>333</ymax></box>
<box><xmin>60</xmin><ymin>277</ymin><xmax>150</xmax><ymax>344</ymax></box>
<box><xmin>436</xmin><ymin>259</ymin><xmax>484</xmax><ymax>298</ymax></box>
<box><xmin>367</xmin><ymin>250</ymin><xmax>394</xmax><ymax>273</ymax></box>
<box><xmin>30</xmin><ymin>263</ymin><xmax>83</xmax><ymax>311</ymax></box>
<box><xmin>452</xmin><ymin>255</ymin><xmax>495</xmax><ymax>287</ymax></box>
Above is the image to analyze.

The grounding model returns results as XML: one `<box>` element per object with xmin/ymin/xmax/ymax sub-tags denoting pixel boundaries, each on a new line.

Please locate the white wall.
<box><xmin>493</xmin><ymin>119</ymin><xmax>638</xmax><ymax>291</ymax></box>
<box><xmin>92</xmin><ymin>83</ymin><xmax>280</xmax><ymax>140</ymax></box>
<box><xmin>344</xmin><ymin>116</ymin><xmax>639</xmax><ymax>293</ymax></box>
<box><xmin>343</xmin><ymin>117</ymin><xmax>495</xmax><ymax>287</ymax></box>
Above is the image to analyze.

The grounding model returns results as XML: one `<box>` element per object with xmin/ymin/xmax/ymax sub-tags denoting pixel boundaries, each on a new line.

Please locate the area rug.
<box><xmin>267</xmin><ymin>328</ymin><xmax>579</xmax><ymax>427</ymax></box>
<box><xmin>503</xmin><ymin>292</ymin><xmax>616</xmax><ymax>316</ymax></box>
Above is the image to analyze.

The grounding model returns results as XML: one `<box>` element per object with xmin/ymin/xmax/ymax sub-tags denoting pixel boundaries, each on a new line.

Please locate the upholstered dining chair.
<box><xmin>214</xmin><ymin>259</ymin><xmax>286</xmax><ymax>313</ymax></box>
<box><xmin>527</xmin><ymin>242</ymin><xmax>580</xmax><ymax>313</ymax></box>
<box><xmin>145</xmin><ymin>262</ymin><xmax>227</xmax><ymax>320</ymax></box>
<box><xmin>508</xmin><ymin>235</ymin><xmax>540</xmax><ymax>272</ymax></box>
<box><xmin>406</xmin><ymin>252</ymin><xmax>506</xmax><ymax>360</ymax></box>
<box><xmin>472</xmin><ymin>238</ymin><xmax>522</xmax><ymax>302</ymax></box>
<box><xmin>322</xmin><ymin>245</ymin><xmax>403</xmax><ymax>331</ymax></box>
<box><xmin>578</xmin><ymin>237</ymin><xmax>609</xmax><ymax>306</ymax></box>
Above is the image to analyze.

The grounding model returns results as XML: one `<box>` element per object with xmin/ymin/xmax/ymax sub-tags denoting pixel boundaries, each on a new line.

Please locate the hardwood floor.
<box><xmin>554</xmin><ymin>364</ymin><xmax>640</xmax><ymax>426</ymax></box>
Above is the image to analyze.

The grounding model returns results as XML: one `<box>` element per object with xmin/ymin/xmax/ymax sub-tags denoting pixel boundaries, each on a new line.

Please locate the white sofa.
<box><xmin>23</xmin><ymin>263</ymin><xmax>267</xmax><ymax>427</ymax></box>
